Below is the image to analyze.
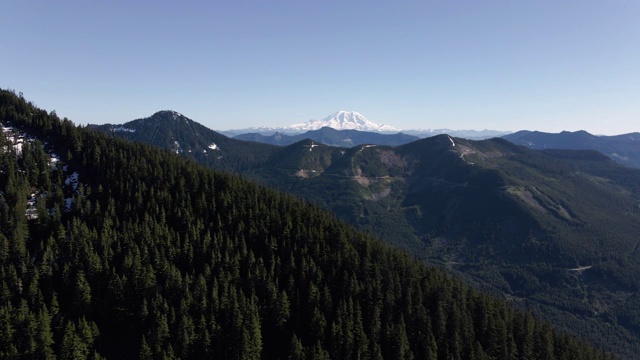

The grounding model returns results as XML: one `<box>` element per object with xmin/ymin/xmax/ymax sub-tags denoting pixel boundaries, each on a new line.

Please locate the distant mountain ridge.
<box><xmin>221</xmin><ymin>111</ymin><xmax>512</xmax><ymax>140</ymax></box>
<box><xmin>503</xmin><ymin>130</ymin><xmax>640</xmax><ymax>168</ymax></box>
<box><xmin>404</xmin><ymin>128</ymin><xmax>512</xmax><ymax>140</ymax></box>
<box><xmin>234</xmin><ymin>126</ymin><xmax>420</xmax><ymax>147</ymax></box>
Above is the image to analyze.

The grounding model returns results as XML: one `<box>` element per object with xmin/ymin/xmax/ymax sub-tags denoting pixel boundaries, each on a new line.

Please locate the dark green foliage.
<box><xmin>256</xmin><ymin>135</ymin><xmax>640</xmax><ymax>358</ymax></box>
<box><xmin>89</xmin><ymin>110</ymin><xmax>279</xmax><ymax>173</ymax></box>
<box><xmin>0</xmin><ymin>89</ymin><xmax>615</xmax><ymax>358</ymax></box>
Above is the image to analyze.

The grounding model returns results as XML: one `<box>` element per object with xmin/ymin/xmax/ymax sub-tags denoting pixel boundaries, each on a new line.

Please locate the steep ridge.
<box><xmin>1</xmin><ymin>89</ymin><xmax>616</xmax><ymax>358</ymax></box>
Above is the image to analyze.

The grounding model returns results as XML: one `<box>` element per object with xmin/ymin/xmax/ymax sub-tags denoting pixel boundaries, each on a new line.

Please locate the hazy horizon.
<box><xmin>2</xmin><ymin>1</ymin><xmax>639</xmax><ymax>135</ymax></box>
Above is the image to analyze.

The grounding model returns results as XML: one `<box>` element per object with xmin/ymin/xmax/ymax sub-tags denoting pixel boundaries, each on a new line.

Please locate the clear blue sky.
<box><xmin>3</xmin><ymin>1</ymin><xmax>639</xmax><ymax>134</ymax></box>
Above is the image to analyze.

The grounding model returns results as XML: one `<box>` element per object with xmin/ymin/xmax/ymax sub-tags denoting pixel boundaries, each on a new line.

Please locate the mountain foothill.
<box><xmin>0</xmin><ymin>88</ymin><xmax>634</xmax><ymax>358</ymax></box>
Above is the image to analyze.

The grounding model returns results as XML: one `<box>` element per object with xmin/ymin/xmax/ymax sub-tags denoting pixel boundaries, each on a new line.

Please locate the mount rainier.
<box><xmin>222</xmin><ymin>111</ymin><xmax>510</xmax><ymax>140</ymax></box>
<box><xmin>285</xmin><ymin>111</ymin><xmax>399</xmax><ymax>132</ymax></box>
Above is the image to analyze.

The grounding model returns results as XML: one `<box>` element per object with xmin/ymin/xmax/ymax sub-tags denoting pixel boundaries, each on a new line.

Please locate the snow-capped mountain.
<box><xmin>219</xmin><ymin>111</ymin><xmax>512</xmax><ymax>140</ymax></box>
<box><xmin>286</xmin><ymin>111</ymin><xmax>400</xmax><ymax>133</ymax></box>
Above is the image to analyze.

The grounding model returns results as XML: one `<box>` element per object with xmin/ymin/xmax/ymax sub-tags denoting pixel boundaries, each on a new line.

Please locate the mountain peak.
<box><xmin>327</xmin><ymin>110</ymin><xmax>363</xmax><ymax>117</ymax></box>
<box><xmin>152</xmin><ymin>110</ymin><xmax>187</xmax><ymax>121</ymax></box>
<box><xmin>286</xmin><ymin>111</ymin><xmax>399</xmax><ymax>132</ymax></box>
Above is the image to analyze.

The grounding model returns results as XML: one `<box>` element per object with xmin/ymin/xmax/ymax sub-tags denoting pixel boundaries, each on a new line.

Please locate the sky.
<box><xmin>2</xmin><ymin>1</ymin><xmax>639</xmax><ymax>134</ymax></box>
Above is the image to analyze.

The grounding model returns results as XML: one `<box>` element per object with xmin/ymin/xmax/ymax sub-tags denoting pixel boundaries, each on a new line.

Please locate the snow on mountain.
<box><xmin>220</xmin><ymin>112</ymin><xmax>511</xmax><ymax>140</ymax></box>
<box><xmin>2</xmin><ymin>119</ymin><xmax>81</xmax><ymax>216</ymax></box>
<box><xmin>157</xmin><ymin>110</ymin><xmax>184</xmax><ymax>120</ymax></box>
<box><xmin>286</xmin><ymin>111</ymin><xmax>400</xmax><ymax>132</ymax></box>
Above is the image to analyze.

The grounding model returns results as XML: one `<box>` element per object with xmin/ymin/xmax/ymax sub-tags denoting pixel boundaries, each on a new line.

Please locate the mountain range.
<box><xmin>93</xmin><ymin>111</ymin><xmax>640</xmax><ymax>170</ymax></box>
<box><xmin>503</xmin><ymin>130</ymin><xmax>640</xmax><ymax>168</ymax></box>
<box><xmin>221</xmin><ymin>110</ymin><xmax>512</xmax><ymax>140</ymax></box>
<box><xmin>233</xmin><ymin>127</ymin><xmax>420</xmax><ymax>147</ymax></box>
<box><xmin>89</xmin><ymin>108</ymin><xmax>640</xmax><ymax>357</ymax></box>
<box><xmin>1</xmin><ymin>89</ymin><xmax>616</xmax><ymax>358</ymax></box>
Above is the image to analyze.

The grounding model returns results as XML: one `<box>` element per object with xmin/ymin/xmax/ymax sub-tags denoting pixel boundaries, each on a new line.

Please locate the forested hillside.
<box><xmin>89</xmin><ymin>111</ymin><xmax>279</xmax><ymax>173</ymax></box>
<box><xmin>256</xmin><ymin>135</ymin><xmax>640</xmax><ymax>357</ymax></box>
<box><xmin>86</xmin><ymin>104</ymin><xmax>640</xmax><ymax>357</ymax></box>
<box><xmin>0</xmin><ymin>89</ymin><xmax>616</xmax><ymax>358</ymax></box>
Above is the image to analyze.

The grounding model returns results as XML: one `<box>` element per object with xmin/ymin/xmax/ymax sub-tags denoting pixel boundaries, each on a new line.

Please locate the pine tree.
<box><xmin>139</xmin><ymin>335</ymin><xmax>153</xmax><ymax>360</ymax></box>
<box><xmin>35</xmin><ymin>307</ymin><xmax>56</xmax><ymax>359</ymax></box>
<box><xmin>60</xmin><ymin>321</ymin><xmax>87</xmax><ymax>360</ymax></box>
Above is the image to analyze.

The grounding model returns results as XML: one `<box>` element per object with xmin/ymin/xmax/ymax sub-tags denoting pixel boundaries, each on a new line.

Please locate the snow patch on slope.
<box><xmin>305</xmin><ymin>142</ymin><xmax>320</xmax><ymax>152</ymax></box>
<box><xmin>2</xmin><ymin>120</ymin><xmax>85</xmax><ymax>216</ymax></box>
<box><xmin>65</xmin><ymin>172</ymin><xmax>80</xmax><ymax>190</ymax></box>
<box><xmin>49</xmin><ymin>153</ymin><xmax>61</xmax><ymax>169</ymax></box>
<box><xmin>114</xmin><ymin>126</ymin><xmax>136</xmax><ymax>133</ymax></box>
<box><xmin>2</xmin><ymin>124</ymin><xmax>27</xmax><ymax>155</ymax></box>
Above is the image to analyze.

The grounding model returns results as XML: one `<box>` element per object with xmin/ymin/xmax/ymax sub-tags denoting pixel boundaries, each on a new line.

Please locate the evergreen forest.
<box><xmin>98</xmin><ymin>109</ymin><xmax>640</xmax><ymax>357</ymax></box>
